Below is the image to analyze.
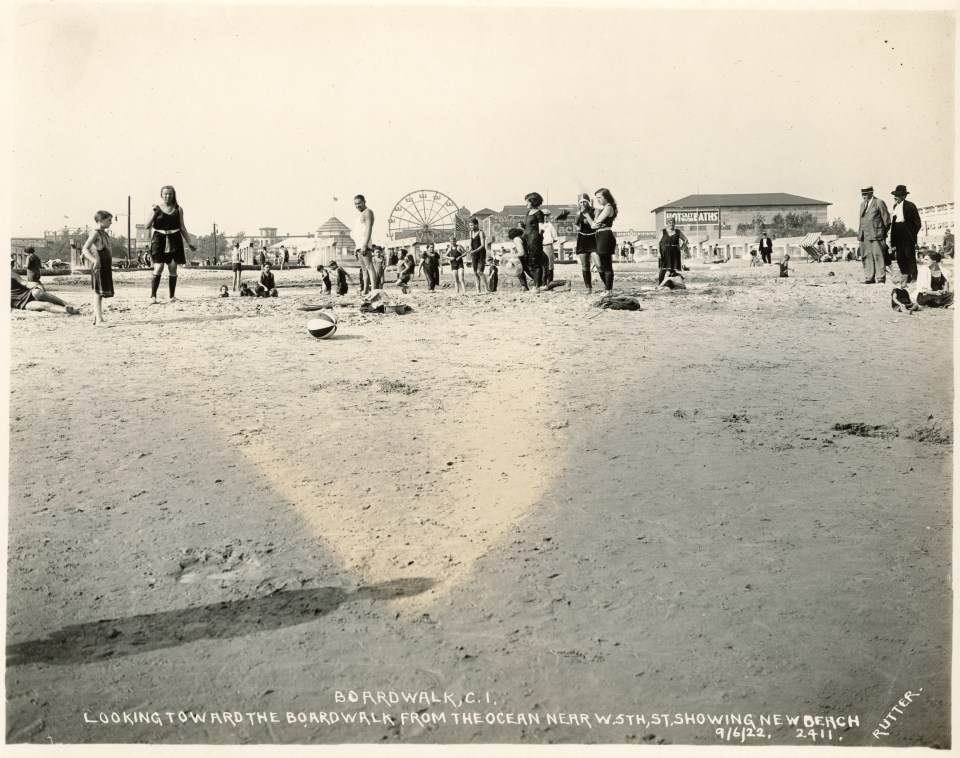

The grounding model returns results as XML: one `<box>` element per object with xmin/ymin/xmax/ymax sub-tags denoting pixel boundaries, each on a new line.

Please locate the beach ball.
<box><xmin>306</xmin><ymin>312</ymin><xmax>338</xmax><ymax>339</ymax></box>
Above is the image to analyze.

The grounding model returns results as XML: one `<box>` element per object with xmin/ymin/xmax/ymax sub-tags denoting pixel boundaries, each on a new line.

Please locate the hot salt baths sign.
<box><xmin>669</xmin><ymin>209</ymin><xmax>720</xmax><ymax>224</ymax></box>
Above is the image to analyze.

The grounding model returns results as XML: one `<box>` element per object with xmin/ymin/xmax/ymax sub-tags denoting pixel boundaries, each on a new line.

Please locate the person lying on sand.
<box><xmin>239</xmin><ymin>282</ymin><xmax>256</xmax><ymax>297</ymax></box>
<box><xmin>657</xmin><ymin>270</ymin><xmax>687</xmax><ymax>290</ymax></box>
<box><xmin>10</xmin><ymin>270</ymin><xmax>80</xmax><ymax>315</ymax></box>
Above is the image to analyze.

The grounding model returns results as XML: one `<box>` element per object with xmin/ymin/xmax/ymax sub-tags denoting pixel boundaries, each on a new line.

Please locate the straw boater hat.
<box><xmin>891</xmin><ymin>185</ymin><xmax>910</xmax><ymax>196</ymax></box>
<box><xmin>860</xmin><ymin>186</ymin><xmax>874</xmax><ymax>194</ymax></box>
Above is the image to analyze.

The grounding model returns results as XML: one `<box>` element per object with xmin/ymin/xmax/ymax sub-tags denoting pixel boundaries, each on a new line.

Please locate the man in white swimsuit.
<box><xmin>353</xmin><ymin>195</ymin><xmax>375</xmax><ymax>295</ymax></box>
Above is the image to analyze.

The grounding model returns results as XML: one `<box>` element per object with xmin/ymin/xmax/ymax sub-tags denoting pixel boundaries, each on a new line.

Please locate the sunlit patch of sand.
<box><xmin>180</xmin><ymin>328</ymin><xmax>563</xmax><ymax>606</ymax></box>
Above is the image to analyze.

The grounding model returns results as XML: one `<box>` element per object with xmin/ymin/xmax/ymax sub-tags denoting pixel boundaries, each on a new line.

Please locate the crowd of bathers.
<box><xmin>11</xmin><ymin>185</ymin><xmax>954</xmax><ymax>322</ymax></box>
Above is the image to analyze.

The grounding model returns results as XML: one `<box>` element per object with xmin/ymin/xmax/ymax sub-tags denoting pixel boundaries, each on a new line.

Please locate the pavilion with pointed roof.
<box><xmin>306</xmin><ymin>216</ymin><xmax>356</xmax><ymax>267</ymax></box>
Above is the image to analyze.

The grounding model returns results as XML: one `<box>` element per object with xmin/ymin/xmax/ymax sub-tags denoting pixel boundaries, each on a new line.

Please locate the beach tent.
<box><xmin>798</xmin><ymin>232</ymin><xmax>825</xmax><ymax>261</ymax></box>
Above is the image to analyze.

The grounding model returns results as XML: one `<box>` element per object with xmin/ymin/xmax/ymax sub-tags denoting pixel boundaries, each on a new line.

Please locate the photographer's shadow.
<box><xmin>7</xmin><ymin>577</ymin><xmax>434</xmax><ymax>667</ymax></box>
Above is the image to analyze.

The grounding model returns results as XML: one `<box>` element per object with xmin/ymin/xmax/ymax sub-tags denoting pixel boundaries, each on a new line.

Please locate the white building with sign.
<box><xmin>652</xmin><ymin>193</ymin><xmax>831</xmax><ymax>242</ymax></box>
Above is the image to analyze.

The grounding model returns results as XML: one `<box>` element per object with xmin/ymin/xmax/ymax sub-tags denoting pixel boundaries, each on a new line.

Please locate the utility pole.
<box><xmin>127</xmin><ymin>195</ymin><xmax>132</xmax><ymax>265</ymax></box>
<box><xmin>213</xmin><ymin>223</ymin><xmax>217</xmax><ymax>264</ymax></box>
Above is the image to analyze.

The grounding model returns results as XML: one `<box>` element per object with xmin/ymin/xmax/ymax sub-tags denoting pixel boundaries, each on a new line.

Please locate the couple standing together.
<box><xmin>572</xmin><ymin>189</ymin><xmax>618</xmax><ymax>294</ymax></box>
<box><xmin>858</xmin><ymin>184</ymin><xmax>922</xmax><ymax>284</ymax></box>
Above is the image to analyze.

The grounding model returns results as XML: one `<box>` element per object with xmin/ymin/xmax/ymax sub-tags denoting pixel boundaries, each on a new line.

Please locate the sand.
<box><xmin>5</xmin><ymin>258</ymin><xmax>952</xmax><ymax>747</ymax></box>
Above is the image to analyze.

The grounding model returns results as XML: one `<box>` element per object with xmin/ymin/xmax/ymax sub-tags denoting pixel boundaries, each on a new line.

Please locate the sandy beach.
<box><xmin>5</xmin><ymin>258</ymin><xmax>952</xmax><ymax>747</ymax></box>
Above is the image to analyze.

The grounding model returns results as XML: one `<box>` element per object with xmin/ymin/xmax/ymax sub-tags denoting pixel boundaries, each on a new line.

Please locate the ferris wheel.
<box><xmin>387</xmin><ymin>189</ymin><xmax>460</xmax><ymax>244</ymax></box>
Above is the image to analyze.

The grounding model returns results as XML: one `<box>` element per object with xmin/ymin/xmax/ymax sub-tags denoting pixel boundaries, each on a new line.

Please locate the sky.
<box><xmin>6</xmin><ymin>1</ymin><xmax>956</xmax><ymax>242</ymax></box>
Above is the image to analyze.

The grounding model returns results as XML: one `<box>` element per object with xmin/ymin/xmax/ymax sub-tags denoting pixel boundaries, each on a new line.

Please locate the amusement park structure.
<box><xmin>387</xmin><ymin>189</ymin><xmax>469</xmax><ymax>244</ymax></box>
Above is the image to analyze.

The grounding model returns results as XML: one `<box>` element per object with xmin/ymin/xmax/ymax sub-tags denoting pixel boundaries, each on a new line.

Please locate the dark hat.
<box><xmin>860</xmin><ymin>186</ymin><xmax>873</xmax><ymax>194</ymax></box>
<box><xmin>891</xmin><ymin>184</ymin><xmax>909</xmax><ymax>196</ymax></box>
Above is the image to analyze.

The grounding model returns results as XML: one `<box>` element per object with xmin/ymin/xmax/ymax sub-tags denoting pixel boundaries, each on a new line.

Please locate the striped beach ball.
<box><xmin>306</xmin><ymin>312</ymin><xmax>338</xmax><ymax>339</ymax></box>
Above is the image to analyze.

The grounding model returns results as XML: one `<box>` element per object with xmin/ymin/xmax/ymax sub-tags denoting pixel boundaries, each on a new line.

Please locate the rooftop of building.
<box><xmin>317</xmin><ymin>217</ymin><xmax>352</xmax><ymax>236</ymax></box>
<box><xmin>652</xmin><ymin>193</ymin><xmax>831</xmax><ymax>212</ymax></box>
<box><xmin>497</xmin><ymin>204</ymin><xmax>578</xmax><ymax>217</ymax></box>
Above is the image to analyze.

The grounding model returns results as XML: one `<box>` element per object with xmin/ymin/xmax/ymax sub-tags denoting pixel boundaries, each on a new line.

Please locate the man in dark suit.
<box><xmin>758</xmin><ymin>231</ymin><xmax>774</xmax><ymax>264</ymax></box>
<box><xmin>857</xmin><ymin>186</ymin><xmax>890</xmax><ymax>283</ymax></box>
<box><xmin>889</xmin><ymin>185</ymin><xmax>922</xmax><ymax>283</ymax></box>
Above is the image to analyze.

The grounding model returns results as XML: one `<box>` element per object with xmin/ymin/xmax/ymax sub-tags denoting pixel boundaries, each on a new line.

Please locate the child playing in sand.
<box><xmin>317</xmin><ymin>265</ymin><xmax>332</xmax><ymax>294</ymax></box>
<box><xmin>329</xmin><ymin>261</ymin><xmax>354</xmax><ymax>296</ymax></box>
<box><xmin>396</xmin><ymin>252</ymin><xmax>415</xmax><ymax>294</ymax></box>
<box><xmin>256</xmin><ymin>262</ymin><xmax>278</xmax><ymax>297</ymax></box>
<box><xmin>218</xmin><ymin>285</ymin><xmax>229</xmax><ymax>298</ymax></box>
<box><xmin>778</xmin><ymin>254</ymin><xmax>790</xmax><ymax>278</ymax></box>
<box><xmin>80</xmin><ymin>210</ymin><xmax>116</xmax><ymax>325</ymax></box>
<box><xmin>487</xmin><ymin>257</ymin><xmax>499</xmax><ymax>293</ymax></box>
<box><xmin>239</xmin><ymin>282</ymin><xmax>256</xmax><ymax>297</ymax></box>
<box><xmin>370</xmin><ymin>246</ymin><xmax>386</xmax><ymax>290</ymax></box>
<box><xmin>749</xmin><ymin>250</ymin><xmax>762</xmax><ymax>267</ymax></box>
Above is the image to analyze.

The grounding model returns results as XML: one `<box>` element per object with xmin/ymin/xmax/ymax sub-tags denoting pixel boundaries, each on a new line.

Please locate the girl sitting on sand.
<box><xmin>778</xmin><ymin>254</ymin><xmax>790</xmax><ymax>278</ymax></box>
<box><xmin>911</xmin><ymin>251</ymin><xmax>953</xmax><ymax>308</ymax></box>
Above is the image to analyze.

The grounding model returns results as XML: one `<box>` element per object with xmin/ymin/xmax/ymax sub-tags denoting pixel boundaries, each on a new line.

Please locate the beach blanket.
<box><xmin>595</xmin><ymin>295</ymin><xmax>643</xmax><ymax>311</ymax></box>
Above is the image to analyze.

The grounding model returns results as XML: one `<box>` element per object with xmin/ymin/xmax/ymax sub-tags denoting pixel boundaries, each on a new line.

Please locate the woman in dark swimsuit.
<box><xmin>590</xmin><ymin>188</ymin><xmax>618</xmax><ymax>293</ymax></box>
<box><xmin>657</xmin><ymin>217</ymin><xmax>688</xmax><ymax>284</ymax></box>
<box><xmin>468</xmin><ymin>218</ymin><xmax>489</xmax><ymax>294</ymax></box>
<box><xmin>422</xmin><ymin>244</ymin><xmax>441</xmax><ymax>292</ymax></box>
<box><xmin>523</xmin><ymin>192</ymin><xmax>545</xmax><ymax>291</ymax></box>
<box><xmin>145</xmin><ymin>185</ymin><xmax>196</xmax><ymax>304</ymax></box>
<box><xmin>574</xmin><ymin>193</ymin><xmax>597</xmax><ymax>294</ymax></box>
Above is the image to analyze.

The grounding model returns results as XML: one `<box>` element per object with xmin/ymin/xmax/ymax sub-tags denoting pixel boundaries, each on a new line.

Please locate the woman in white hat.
<box><xmin>574</xmin><ymin>193</ymin><xmax>597</xmax><ymax>293</ymax></box>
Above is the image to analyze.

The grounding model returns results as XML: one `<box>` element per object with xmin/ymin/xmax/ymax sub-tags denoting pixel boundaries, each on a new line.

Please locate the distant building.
<box><xmin>479</xmin><ymin>204</ymin><xmax>578</xmax><ymax>252</ymax></box>
<box><xmin>305</xmin><ymin>217</ymin><xmax>356</xmax><ymax>268</ymax></box>
<box><xmin>224</xmin><ymin>226</ymin><xmax>282</xmax><ymax>251</ymax></box>
<box><xmin>917</xmin><ymin>201</ymin><xmax>955</xmax><ymax>245</ymax></box>
<box><xmin>651</xmin><ymin>193</ymin><xmax>832</xmax><ymax>240</ymax></box>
